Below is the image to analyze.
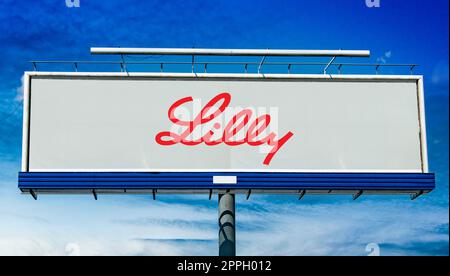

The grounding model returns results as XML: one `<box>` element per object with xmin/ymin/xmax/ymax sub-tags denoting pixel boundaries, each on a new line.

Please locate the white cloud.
<box><xmin>0</xmin><ymin>187</ymin><xmax>447</xmax><ymax>256</ymax></box>
<box><xmin>65</xmin><ymin>243</ymin><xmax>80</xmax><ymax>256</ymax></box>
<box><xmin>0</xmin><ymin>160</ymin><xmax>447</xmax><ymax>256</ymax></box>
<box><xmin>431</xmin><ymin>60</ymin><xmax>449</xmax><ymax>90</ymax></box>
<box><xmin>237</xmin><ymin>200</ymin><xmax>448</xmax><ymax>256</ymax></box>
<box><xmin>14</xmin><ymin>75</ymin><xmax>24</xmax><ymax>102</ymax></box>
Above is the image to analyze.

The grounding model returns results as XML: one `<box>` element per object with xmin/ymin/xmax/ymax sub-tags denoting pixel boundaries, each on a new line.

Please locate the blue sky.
<box><xmin>0</xmin><ymin>0</ymin><xmax>448</xmax><ymax>255</ymax></box>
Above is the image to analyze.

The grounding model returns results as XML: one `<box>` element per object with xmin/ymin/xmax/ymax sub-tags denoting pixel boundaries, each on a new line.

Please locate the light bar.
<box><xmin>90</xmin><ymin>47</ymin><xmax>370</xmax><ymax>57</ymax></box>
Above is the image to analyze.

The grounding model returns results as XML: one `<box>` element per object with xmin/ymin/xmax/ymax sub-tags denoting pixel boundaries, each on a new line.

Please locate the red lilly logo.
<box><xmin>155</xmin><ymin>93</ymin><xmax>294</xmax><ymax>166</ymax></box>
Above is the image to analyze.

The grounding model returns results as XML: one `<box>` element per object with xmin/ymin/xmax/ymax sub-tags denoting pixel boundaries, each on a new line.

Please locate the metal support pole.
<box><xmin>91</xmin><ymin>47</ymin><xmax>371</xmax><ymax>57</ymax></box>
<box><xmin>218</xmin><ymin>192</ymin><xmax>236</xmax><ymax>256</ymax></box>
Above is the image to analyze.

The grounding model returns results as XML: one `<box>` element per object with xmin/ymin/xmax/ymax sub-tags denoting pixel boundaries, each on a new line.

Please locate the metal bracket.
<box><xmin>246</xmin><ymin>189</ymin><xmax>252</xmax><ymax>200</ymax></box>
<box><xmin>244</xmin><ymin>63</ymin><xmax>248</xmax><ymax>73</ymax></box>
<box><xmin>209</xmin><ymin>189</ymin><xmax>212</xmax><ymax>200</ymax></box>
<box><xmin>411</xmin><ymin>190</ymin><xmax>424</xmax><ymax>200</ymax></box>
<box><xmin>287</xmin><ymin>64</ymin><xmax>292</xmax><ymax>74</ymax></box>
<box><xmin>160</xmin><ymin>63</ymin><xmax>164</xmax><ymax>72</ymax></box>
<box><xmin>375</xmin><ymin>64</ymin><xmax>380</xmax><ymax>74</ymax></box>
<box><xmin>191</xmin><ymin>55</ymin><xmax>195</xmax><ymax>73</ymax></box>
<box><xmin>30</xmin><ymin>189</ymin><xmax>37</xmax><ymax>200</ymax></box>
<box><xmin>152</xmin><ymin>189</ymin><xmax>157</xmax><ymax>200</ymax></box>
<box><xmin>73</xmin><ymin>62</ymin><xmax>78</xmax><ymax>72</ymax></box>
<box><xmin>120</xmin><ymin>54</ymin><xmax>127</xmax><ymax>72</ymax></box>
<box><xmin>258</xmin><ymin>56</ymin><xmax>267</xmax><ymax>74</ymax></box>
<box><xmin>353</xmin><ymin>190</ymin><xmax>364</xmax><ymax>200</ymax></box>
<box><xmin>410</xmin><ymin>65</ymin><xmax>416</xmax><ymax>75</ymax></box>
<box><xmin>338</xmin><ymin>64</ymin><xmax>343</xmax><ymax>74</ymax></box>
<box><xmin>32</xmin><ymin>62</ymin><xmax>37</xmax><ymax>71</ymax></box>
<box><xmin>323</xmin><ymin>56</ymin><xmax>336</xmax><ymax>74</ymax></box>
<box><xmin>92</xmin><ymin>189</ymin><xmax>98</xmax><ymax>200</ymax></box>
<box><xmin>298</xmin><ymin>190</ymin><xmax>306</xmax><ymax>200</ymax></box>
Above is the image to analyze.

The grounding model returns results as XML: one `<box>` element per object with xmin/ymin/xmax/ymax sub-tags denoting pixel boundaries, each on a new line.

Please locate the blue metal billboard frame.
<box><xmin>18</xmin><ymin>172</ymin><xmax>435</xmax><ymax>199</ymax></box>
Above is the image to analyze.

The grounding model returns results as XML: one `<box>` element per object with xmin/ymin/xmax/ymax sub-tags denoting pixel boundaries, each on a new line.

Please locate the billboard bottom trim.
<box><xmin>18</xmin><ymin>172</ymin><xmax>435</xmax><ymax>198</ymax></box>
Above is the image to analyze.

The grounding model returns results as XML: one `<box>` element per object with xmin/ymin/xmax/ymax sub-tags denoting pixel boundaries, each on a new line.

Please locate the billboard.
<box><xmin>19</xmin><ymin>72</ymin><xmax>434</xmax><ymax>195</ymax></box>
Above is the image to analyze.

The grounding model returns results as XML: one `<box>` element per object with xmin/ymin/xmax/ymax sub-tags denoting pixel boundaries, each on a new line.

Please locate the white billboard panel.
<box><xmin>22</xmin><ymin>73</ymin><xmax>428</xmax><ymax>173</ymax></box>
